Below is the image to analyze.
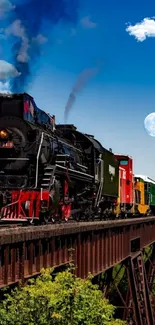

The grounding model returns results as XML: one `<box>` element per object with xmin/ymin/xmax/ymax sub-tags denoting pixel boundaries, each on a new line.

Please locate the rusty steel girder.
<box><xmin>126</xmin><ymin>254</ymin><xmax>154</xmax><ymax>325</ymax></box>
<box><xmin>103</xmin><ymin>249</ymin><xmax>155</xmax><ymax>325</ymax></box>
<box><xmin>0</xmin><ymin>217</ymin><xmax>154</xmax><ymax>290</ymax></box>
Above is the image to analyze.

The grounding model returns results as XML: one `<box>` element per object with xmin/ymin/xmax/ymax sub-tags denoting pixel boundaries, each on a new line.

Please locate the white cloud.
<box><xmin>0</xmin><ymin>0</ymin><xmax>15</xmax><ymax>19</ymax></box>
<box><xmin>0</xmin><ymin>60</ymin><xmax>21</xmax><ymax>80</ymax></box>
<box><xmin>0</xmin><ymin>81</ymin><xmax>11</xmax><ymax>93</ymax></box>
<box><xmin>80</xmin><ymin>16</ymin><xmax>97</xmax><ymax>29</ymax></box>
<box><xmin>126</xmin><ymin>17</ymin><xmax>155</xmax><ymax>42</ymax></box>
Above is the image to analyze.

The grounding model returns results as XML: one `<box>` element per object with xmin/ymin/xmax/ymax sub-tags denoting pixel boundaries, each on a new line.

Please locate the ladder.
<box><xmin>129</xmin><ymin>254</ymin><xmax>154</xmax><ymax>325</ymax></box>
<box><xmin>41</xmin><ymin>165</ymin><xmax>56</xmax><ymax>190</ymax></box>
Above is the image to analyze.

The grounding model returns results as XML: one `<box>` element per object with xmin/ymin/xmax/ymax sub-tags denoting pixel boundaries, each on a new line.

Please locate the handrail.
<box><xmin>35</xmin><ymin>132</ymin><xmax>44</xmax><ymax>188</ymax></box>
<box><xmin>95</xmin><ymin>159</ymin><xmax>104</xmax><ymax>207</ymax></box>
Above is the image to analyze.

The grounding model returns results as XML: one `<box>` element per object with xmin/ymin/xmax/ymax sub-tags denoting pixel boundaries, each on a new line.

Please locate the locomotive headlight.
<box><xmin>0</xmin><ymin>129</ymin><xmax>8</xmax><ymax>139</ymax></box>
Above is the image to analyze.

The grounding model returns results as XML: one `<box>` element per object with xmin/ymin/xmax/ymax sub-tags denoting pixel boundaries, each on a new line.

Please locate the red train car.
<box><xmin>115</xmin><ymin>154</ymin><xmax>134</xmax><ymax>217</ymax></box>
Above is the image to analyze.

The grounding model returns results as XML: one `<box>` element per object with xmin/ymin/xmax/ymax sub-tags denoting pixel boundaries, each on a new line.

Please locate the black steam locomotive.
<box><xmin>0</xmin><ymin>93</ymin><xmax>119</xmax><ymax>223</ymax></box>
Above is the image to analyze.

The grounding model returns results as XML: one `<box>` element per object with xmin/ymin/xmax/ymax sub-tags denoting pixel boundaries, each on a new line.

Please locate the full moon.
<box><xmin>144</xmin><ymin>112</ymin><xmax>155</xmax><ymax>137</ymax></box>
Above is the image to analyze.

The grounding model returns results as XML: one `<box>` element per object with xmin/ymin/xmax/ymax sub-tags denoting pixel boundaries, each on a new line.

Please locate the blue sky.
<box><xmin>1</xmin><ymin>0</ymin><xmax>155</xmax><ymax>178</ymax></box>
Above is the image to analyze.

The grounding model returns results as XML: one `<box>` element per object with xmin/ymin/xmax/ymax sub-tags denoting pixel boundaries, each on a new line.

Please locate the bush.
<box><xmin>0</xmin><ymin>268</ymin><xmax>126</xmax><ymax>325</ymax></box>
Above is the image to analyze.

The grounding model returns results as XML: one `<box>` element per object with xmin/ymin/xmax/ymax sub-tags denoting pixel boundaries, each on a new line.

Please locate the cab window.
<box><xmin>120</xmin><ymin>160</ymin><xmax>128</xmax><ymax>165</ymax></box>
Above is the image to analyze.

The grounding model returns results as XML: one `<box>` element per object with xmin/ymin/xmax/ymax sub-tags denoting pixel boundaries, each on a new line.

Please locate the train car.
<box><xmin>148</xmin><ymin>180</ymin><xmax>155</xmax><ymax>214</ymax></box>
<box><xmin>134</xmin><ymin>175</ymin><xmax>149</xmax><ymax>216</ymax></box>
<box><xmin>101</xmin><ymin>147</ymin><xmax>119</xmax><ymax>198</ymax></box>
<box><xmin>114</xmin><ymin>154</ymin><xmax>134</xmax><ymax>216</ymax></box>
<box><xmin>135</xmin><ymin>175</ymin><xmax>155</xmax><ymax>215</ymax></box>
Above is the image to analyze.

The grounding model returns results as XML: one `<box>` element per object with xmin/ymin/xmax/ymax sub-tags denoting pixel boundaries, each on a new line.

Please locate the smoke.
<box><xmin>1</xmin><ymin>0</ymin><xmax>79</xmax><ymax>93</ymax></box>
<box><xmin>64</xmin><ymin>62</ymin><xmax>103</xmax><ymax>121</ymax></box>
<box><xmin>0</xmin><ymin>0</ymin><xmax>15</xmax><ymax>19</ymax></box>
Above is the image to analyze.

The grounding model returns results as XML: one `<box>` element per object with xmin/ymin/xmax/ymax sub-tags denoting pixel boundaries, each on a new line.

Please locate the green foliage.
<box><xmin>0</xmin><ymin>267</ymin><xmax>126</xmax><ymax>325</ymax></box>
<box><xmin>143</xmin><ymin>245</ymin><xmax>152</xmax><ymax>263</ymax></box>
<box><xmin>112</xmin><ymin>264</ymin><xmax>125</xmax><ymax>285</ymax></box>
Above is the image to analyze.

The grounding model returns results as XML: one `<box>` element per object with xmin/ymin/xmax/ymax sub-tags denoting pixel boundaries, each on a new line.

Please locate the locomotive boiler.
<box><xmin>0</xmin><ymin>93</ymin><xmax>119</xmax><ymax>223</ymax></box>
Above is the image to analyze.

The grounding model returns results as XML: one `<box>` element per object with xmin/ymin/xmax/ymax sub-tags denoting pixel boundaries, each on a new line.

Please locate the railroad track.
<box><xmin>0</xmin><ymin>220</ymin><xmax>26</xmax><ymax>228</ymax></box>
<box><xmin>0</xmin><ymin>215</ymin><xmax>154</xmax><ymax>229</ymax></box>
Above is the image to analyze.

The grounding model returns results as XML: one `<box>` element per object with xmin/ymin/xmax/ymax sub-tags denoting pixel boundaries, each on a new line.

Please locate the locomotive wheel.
<box><xmin>28</xmin><ymin>218</ymin><xmax>34</xmax><ymax>225</ymax></box>
<box><xmin>50</xmin><ymin>210</ymin><xmax>61</xmax><ymax>224</ymax></box>
<box><xmin>74</xmin><ymin>212</ymin><xmax>81</xmax><ymax>222</ymax></box>
<box><xmin>44</xmin><ymin>215</ymin><xmax>50</xmax><ymax>224</ymax></box>
<box><xmin>40</xmin><ymin>211</ymin><xmax>53</xmax><ymax>224</ymax></box>
<box><xmin>42</xmin><ymin>213</ymin><xmax>57</xmax><ymax>224</ymax></box>
<box><xmin>51</xmin><ymin>215</ymin><xmax>56</xmax><ymax>223</ymax></box>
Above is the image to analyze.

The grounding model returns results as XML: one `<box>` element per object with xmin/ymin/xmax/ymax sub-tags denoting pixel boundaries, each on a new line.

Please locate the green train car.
<box><xmin>84</xmin><ymin>135</ymin><xmax>119</xmax><ymax>217</ymax></box>
<box><xmin>135</xmin><ymin>175</ymin><xmax>155</xmax><ymax>214</ymax></box>
<box><xmin>102</xmin><ymin>147</ymin><xmax>119</xmax><ymax>197</ymax></box>
<box><xmin>85</xmin><ymin>135</ymin><xmax>119</xmax><ymax>198</ymax></box>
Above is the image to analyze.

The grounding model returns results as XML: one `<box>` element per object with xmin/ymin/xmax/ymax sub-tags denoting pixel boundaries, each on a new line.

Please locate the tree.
<box><xmin>0</xmin><ymin>267</ymin><xmax>126</xmax><ymax>325</ymax></box>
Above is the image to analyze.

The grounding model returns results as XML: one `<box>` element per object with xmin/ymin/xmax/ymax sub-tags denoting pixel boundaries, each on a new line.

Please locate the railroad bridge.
<box><xmin>0</xmin><ymin>217</ymin><xmax>155</xmax><ymax>325</ymax></box>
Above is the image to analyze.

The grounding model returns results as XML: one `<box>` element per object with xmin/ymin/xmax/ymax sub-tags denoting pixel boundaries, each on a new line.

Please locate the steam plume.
<box><xmin>64</xmin><ymin>62</ymin><xmax>103</xmax><ymax>121</ymax></box>
<box><xmin>2</xmin><ymin>0</ymin><xmax>79</xmax><ymax>93</ymax></box>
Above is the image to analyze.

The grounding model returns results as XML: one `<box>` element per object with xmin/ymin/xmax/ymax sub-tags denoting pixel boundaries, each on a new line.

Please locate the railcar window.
<box><xmin>120</xmin><ymin>160</ymin><xmax>128</xmax><ymax>165</ymax></box>
<box><xmin>135</xmin><ymin>189</ymin><xmax>141</xmax><ymax>204</ymax></box>
<box><xmin>144</xmin><ymin>183</ymin><xmax>148</xmax><ymax>191</ymax></box>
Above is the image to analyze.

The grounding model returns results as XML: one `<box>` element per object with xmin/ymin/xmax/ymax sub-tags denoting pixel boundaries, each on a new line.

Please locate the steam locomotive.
<box><xmin>0</xmin><ymin>93</ymin><xmax>154</xmax><ymax>224</ymax></box>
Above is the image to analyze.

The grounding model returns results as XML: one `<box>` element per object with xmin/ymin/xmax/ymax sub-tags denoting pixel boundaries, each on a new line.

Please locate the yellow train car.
<box><xmin>134</xmin><ymin>176</ymin><xmax>149</xmax><ymax>215</ymax></box>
